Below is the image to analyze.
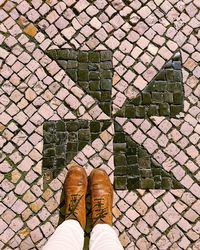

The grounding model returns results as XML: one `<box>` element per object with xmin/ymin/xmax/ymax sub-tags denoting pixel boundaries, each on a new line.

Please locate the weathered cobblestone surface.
<box><xmin>116</xmin><ymin>52</ymin><xmax>184</xmax><ymax>118</ymax></box>
<box><xmin>43</xmin><ymin>120</ymin><xmax>111</xmax><ymax>183</ymax></box>
<box><xmin>114</xmin><ymin>121</ymin><xmax>182</xmax><ymax>190</ymax></box>
<box><xmin>47</xmin><ymin>49</ymin><xmax>113</xmax><ymax>116</ymax></box>
<box><xmin>0</xmin><ymin>0</ymin><xmax>200</xmax><ymax>249</ymax></box>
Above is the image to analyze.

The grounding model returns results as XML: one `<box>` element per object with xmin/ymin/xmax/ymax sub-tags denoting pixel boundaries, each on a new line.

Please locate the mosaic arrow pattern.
<box><xmin>115</xmin><ymin>52</ymin><xmax>184</xmax><ymax>118</ymax></box>
<box><xmin>47</xmin><ymin>49</ymin><xmax>113</xmax><ymax>116</ymax></box>
<box><xmin>114</xmin><ymin>121</ymin><xmax>183</xmax><ymax>190</ymax></box>
<box><xmin>43</xmin><ymin>120</ymin><xmax>111</xmax><ymax>183</ymax></box>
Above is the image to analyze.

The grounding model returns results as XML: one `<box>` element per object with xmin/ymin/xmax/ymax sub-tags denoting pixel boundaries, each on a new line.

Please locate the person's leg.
<box><xmin>89</xmin><ymin>169</ymin><xmax>124</xmax><ymax>250</ymax></box>
<box><xmin>42</xmin><ymin>165</ymin><xmax>88</xmax><ymax>250</ymax></box>
<box><xmin>42</xmin><ymin>219</ymin><xmax>84</xmax><ymax>250</ymax></box>
<box><xmin>89</xmin><ymin>224</ymin><xmax>124</xmax><ymax>250</ymax></box>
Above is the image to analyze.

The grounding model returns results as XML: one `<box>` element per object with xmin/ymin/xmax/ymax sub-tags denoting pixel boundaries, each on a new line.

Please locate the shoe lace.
<box><xmin>66</xmin><ymin>194</ymin><xmax>82</xmax><ymax>219</ymax></box>
<box><xmin>93</xmin><ymin>198</ymin><xmax>108</xmax><ymax>225</ymax></box>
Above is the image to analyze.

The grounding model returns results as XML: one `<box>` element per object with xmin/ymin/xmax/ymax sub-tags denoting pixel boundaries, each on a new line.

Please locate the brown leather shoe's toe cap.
<box><xmin>90</xmin><ymin>169</ymin><xmax>113</xmax><ymax>192</ymax></box>
<box><xmin>64</xmin><ymin>165</ymin><xmax>87</xmax><ymax>193</ymax></box>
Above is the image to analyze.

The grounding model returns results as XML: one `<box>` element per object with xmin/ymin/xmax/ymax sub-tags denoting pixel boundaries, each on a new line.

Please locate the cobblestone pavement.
<box><xmin>0</xmin><ymin>0</ymin><xmax>200</xmax><ymax>249</ymax></box>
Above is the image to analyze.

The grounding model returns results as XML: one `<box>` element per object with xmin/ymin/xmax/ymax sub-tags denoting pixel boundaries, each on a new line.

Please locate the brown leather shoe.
<box><xmin>64</xmin><ymin>165</ymin><xmax>87</xmax><ymax>229</ymax></box>
<box><xmin>90</xmin><ymin>169</ymin><xmax>113</xmax><ymax>227</ymax></box>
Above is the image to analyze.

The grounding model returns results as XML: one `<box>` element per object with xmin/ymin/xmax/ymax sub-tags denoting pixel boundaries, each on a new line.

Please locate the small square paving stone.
<box><xmin>14</xmin><ymin>180</ymin><xmax>29</xmax><ymax>195</ymax></box>
<box><xmin>11</xmin><ymin>199</ymin><xmax>27</xmax><ymax>214</ymax></box>
<box><xmin>41</xmin><ymin>222</ymin><xmax>55</xmax><ymax>237</ymax></box>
